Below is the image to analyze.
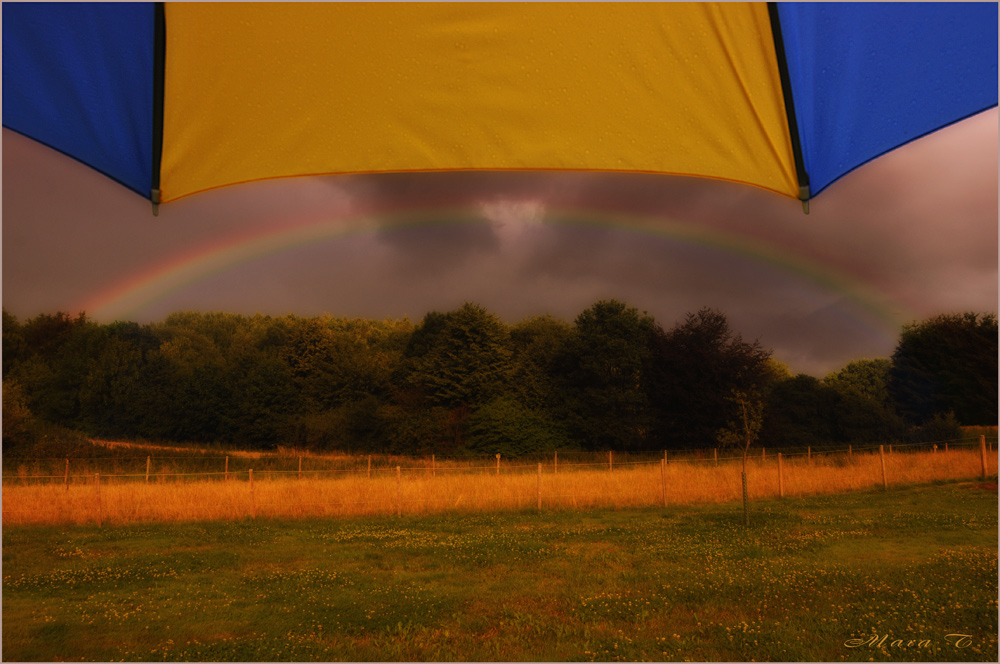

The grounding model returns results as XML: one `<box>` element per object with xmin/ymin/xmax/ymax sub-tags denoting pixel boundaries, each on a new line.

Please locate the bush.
<box><xmin>910</xmin><ymin>411</ymin><xmax>963</xmax><ymax>445</ymax></box>
<box><xmin>466</xmin><ymin>396</ymin><xmax>572</xmax><ymax>457</ymax></box>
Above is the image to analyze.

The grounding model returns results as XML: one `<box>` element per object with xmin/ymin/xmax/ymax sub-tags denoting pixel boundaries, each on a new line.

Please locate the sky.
<box><xmin>1</xmin><ymin>108</ymin><xmax>997</xmax><ymax>377</ymax></box>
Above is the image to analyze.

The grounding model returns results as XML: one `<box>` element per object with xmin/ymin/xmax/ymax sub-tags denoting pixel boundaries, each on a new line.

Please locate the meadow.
<box><xmin>2</xmin><ymin>481</ymin><xmax>997</xmax><ymax>662</ymax></box>
<box><xmin>2</xmin><ymin>441</ymin><xmax>996</xmax><ymax>526</ymax></box>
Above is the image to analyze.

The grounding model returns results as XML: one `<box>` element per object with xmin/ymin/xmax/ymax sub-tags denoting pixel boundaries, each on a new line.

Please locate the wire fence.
<box><xmin>2</xmin><ymin>436</ymin><xmax>996</xmax><ymax>527</ymax></box>
<box><xmin>3</xmin><ymin>434</ymin><xmax>996</xmax><ymax>484</ymax></box>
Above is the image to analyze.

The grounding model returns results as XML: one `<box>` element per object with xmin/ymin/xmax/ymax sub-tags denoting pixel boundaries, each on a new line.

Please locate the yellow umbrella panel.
<box><xmin>160</xmin><ymin>2</ymin><xmax>799</xmax><ymax>203</ymax></box>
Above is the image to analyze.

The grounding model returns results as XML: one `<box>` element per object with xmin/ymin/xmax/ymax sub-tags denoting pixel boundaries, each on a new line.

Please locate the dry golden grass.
<box><xmin>2</xmin><ymin>448</ymin><xmax>995</xmax><ymax>527</ymax></box>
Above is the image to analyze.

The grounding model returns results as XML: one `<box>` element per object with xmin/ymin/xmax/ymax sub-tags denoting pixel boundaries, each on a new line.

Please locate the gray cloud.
<box><xmin>2</xmin><ymin>108</ymin><xmax>996</xmax><ymax>376</ymax></box>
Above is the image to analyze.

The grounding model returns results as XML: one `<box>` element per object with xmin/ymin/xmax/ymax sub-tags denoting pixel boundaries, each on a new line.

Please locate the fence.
<box><xmin>2</xmin><ymin>437</ymin><xmax>996</xmax><ymax>527</ymax></box>
<box><xmin>4</xmin><ymin>434</ymin><xmax>996</xmax><ymax>483</ymax></box>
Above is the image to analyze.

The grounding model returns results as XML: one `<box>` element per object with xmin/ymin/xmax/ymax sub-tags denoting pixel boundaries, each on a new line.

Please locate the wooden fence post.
<box><xmin>249</xmin><ymin>469</ymin><xmax>255</xmax><ymax>519</ymax></box>
<box><xmin>145</xmin><ymin>456</ymin><xmax>151</xmax><ymax>483</ymax></box>
<box><xmin>933</xmin><ymin>444</ymin><xmax>938</xmax><ymax>454</ymax></box>
<box><xmin>807</xmin><ymin>446</ymin><xmax>811</xmax><ymax>463</ymax></box>
<box><xmin>945</xmin><ymin>441</ymin><xmax>948</xmax><ymax>453</ymax></box>
<box><xmin>537</xmin><ymin>463</ymin><xmax>541</xmax><ymax>510</ymax></box>
<box><xmin>609</xmin><ymin>451</ymin><xmax>613</xmax><ymax>472</ymax></box>
<box><xmin>225</xmin><ymin>456</ymin><xmax>229</xmax><ymax>481</ymax></box>
<box><xmin>713</xmin><ymin>448</ymin><xmax>717</xmax><ymax>466</ymax></box>
<box><xmin>661</xmin><ymin>458</ymin><xmax>667</xmax><ymax>507</ymax></box>
<box><xmin>64</xmin><ymin>458</ymin><xmax>69</xmax><ymax>491</ymax></box>
<box><xmin>762</xmin><ymin>447</ymin><xmax>765</xmax><ymax>461</ymax></box>
<box><xmin>778</xmin><ymin>453</ymin><xmax>784</xmax><ymax>498</ymax></box>
<box><xmin>554</xmin><ymin>451</ymin><xmax>558</xmax><ymax>474</ymax></box>
<box><xmin>879</xmin><ymin>445</ymin><xmax>887</xmax><ymax>489</ymax></box>
<box><xmin>980</xmin><ymin>435</ymin><xmax>987</xmax><ymax>479</ymax></box>
<box><xmin>849</xmin><ymin>444</ymin><xmax>852</xmax><ymax>458</ymax></box>
<box><xmin>496</xmin><ymin>454</ymin><xmax>500</xmax><ymax>475</ymax></box>
<box><xmin>298</xmin><ymin>456</ymin><xmax>302</xmax><ymax>480</ymax></box>
<box><xmin>396</xmin><ymin>466</ymin><xmax>402</xmax><ymax>517</ymax></box>
<box><xmin>888</xmin><ymin>444</ymin><xmax>892</xmax><ymax>454</ymax></box>
<box><xmin>95</xmin><ymin>473</ymin><xmax>102</xmax><ymax>527</ymax></box>
<box><xmin>368</xmin><ymin>455</ymin><xmax>372</xmax><ymax>478</ymax></box>
<box><xmin>432</xmin><ymin>454</ymin><xmax>435</xmax><ymax>477</ymax></box>
<box><xmin>664</xmin><ymin>450</ymin><xmax>669</xmax><ymax>466</ymax></box>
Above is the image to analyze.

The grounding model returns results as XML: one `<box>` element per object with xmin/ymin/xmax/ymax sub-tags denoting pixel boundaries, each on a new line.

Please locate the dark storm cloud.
<box><xmin>373</xmin><ymin>217</ymin><xmax>502</xmax><ymax>277</ymax></box>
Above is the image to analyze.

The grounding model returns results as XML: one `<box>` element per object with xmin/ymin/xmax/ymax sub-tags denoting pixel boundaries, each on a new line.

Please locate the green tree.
<box><xmin>557</xmin><ymin>299</ymin><xmax>656</xmax><ymax>450</ymax></box>
<box><xmin>508</xmin><ymin>315</ymin><xmax>574</xmax><ymax>412</ymax></box>
<box><xmin>466</xmin><ymin>396</ymin><xmax>573</xmax><ymax>457</ymax></box>
<box><xmin>403</xmin><ymin>303</ymin><xmax>512</xmax><ymax>409</ymax></box>
<box><xmin>222</xmin><ymin>351</ymin><xmax>299</xmax><ymax>448</ymax></box>
<box><xmin>2</xmin><ymin>377</ymin><xmax>34</xmax><ymax>450</ymax></box>
<box><xmin>2</xmin><ymin>309</ymin><xmax>27</xmax><ymax>379</ymax></box>
<box><xmin>79</xmin><ymin>322</ymin><xmax>161</xmax><ymax>437</ymax></box>
<box><xmin>888</xmin><ymin>312</ymin><xmax>998</xmax><ymax>425</ymax></box>
<box><xmin>825</xmin><ymin>358</ymin><xmax>893</xmax><ymax>405</ymax></box>
<box><xmin>824</xmin><ymin>358</ymin><xmax>905</xmax><ymax>443</ymax></box>
<box><xmin>13</xmin><ymin>312</ymin><xmax>100</xmax><ymax>426</ymax></box>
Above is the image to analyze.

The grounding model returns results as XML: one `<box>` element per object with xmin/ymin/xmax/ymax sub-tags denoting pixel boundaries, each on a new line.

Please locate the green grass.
<box><xmin>2</xmin><ymin>481</ymin><xmax>996</xmax><ymax>662</ymax></box>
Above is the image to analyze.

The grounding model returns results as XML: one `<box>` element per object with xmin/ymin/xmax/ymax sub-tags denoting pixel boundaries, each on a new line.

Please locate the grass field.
<box><xmin>2</xmin><ymin>480</ymin><xmax>996</xmax><ymax>662</ymax></box>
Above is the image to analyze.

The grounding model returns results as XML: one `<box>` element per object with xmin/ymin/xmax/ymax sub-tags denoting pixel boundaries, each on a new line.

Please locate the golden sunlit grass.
<box><xmin>3</xmin><ymin>447</ymin><xmax>995</xmax><ymax>527</ymax></box>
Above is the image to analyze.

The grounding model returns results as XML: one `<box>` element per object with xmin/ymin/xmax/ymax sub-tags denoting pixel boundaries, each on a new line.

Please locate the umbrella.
<box><xmin>3</xmin><ymin>2</ymin><xmax>996</xmax><ymax>215</ymax></box>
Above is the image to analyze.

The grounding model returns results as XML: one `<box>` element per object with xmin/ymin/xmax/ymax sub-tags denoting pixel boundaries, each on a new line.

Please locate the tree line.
<box><xmin>2</xmin><ymin>304</ymin><xmax>995</xmax><ymax>457</ymax></box>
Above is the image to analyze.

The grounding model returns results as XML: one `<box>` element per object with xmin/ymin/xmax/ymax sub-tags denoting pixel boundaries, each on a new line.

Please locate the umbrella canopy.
<box><xmin>3</xmin><ymin>2</ymin><xmax>996</xmax><ymax>212</ymax></box>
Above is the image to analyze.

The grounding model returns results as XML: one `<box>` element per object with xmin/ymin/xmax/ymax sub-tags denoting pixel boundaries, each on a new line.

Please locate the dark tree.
<box><xmin>2</xmin><ymin>309</ymin><xmax>27</xmax><ymax>378</ymax></box>
<box><xmin>507</xmin><ymin>314</ymin><xmax>574</xmax><ymax>413</ymax></box>
<box><xmin>888</xmin><ymin>312</ymin><xmax>998</xmax><ymax>425</ymax></box>
<box><xmin>557</xmin><ymin>299</ymin><xmax>656</xmax><ymax>451</ymax></box>
<box><xmin>760</xmin><ymin>374</ymin><xmax>835</xmax><ymax>448</ymax></box>
<box><xmin>403</xmin><ymin>303</ymin><xmax>512</xmax><ymax>409</ymax></box>
<box><xmin>646</xmin><ymin>308</ymin><xmax>772</xmax><ymax>450</ymax></box>
<box><xmin>824</xmin><ymin>359</ymin><xmax>905</xmax><ymax>443</ymax></box>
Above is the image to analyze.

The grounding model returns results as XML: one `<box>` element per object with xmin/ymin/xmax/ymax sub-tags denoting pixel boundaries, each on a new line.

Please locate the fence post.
<box><xmin>145</xmin><ymin>456</ymin><xmax>151</xmax><ymax>483</ymax></box>
<box><xmin>432</xmin><ymin>454</ymin><xmax>435</xmax><ymax>477</ymax></box>
<box><xmin>661</xmin><ymin>458</ymin><xmax>667</xmax><ymax>507</ymax></box>
<box><xmin>713</xmin><ymin>448</ymin><xmax>717</xmax><ymax>465</ymax></box>
<box><xmin>849</xmin><ymin>444</ymin><xmax>852</xmax><ymax>458</ymax></box>
<box><xmin>879</xmin><ymin>445</ymin><xmax>887</xmax><ymax>489</ymax></box>
<box><xmin>249</xmin><ymin>469</ymin><xmax>255</xmax><ymax>519</ymax></box>
<box><xmin>225</xmin><ymin>456</ymin><xmax>229</xmax><ymax>481</ymax></box>
<box><xmin>888</xmin><ymin>444</ymin><xmax>892</xmax><ymax>454</ymax></box>
<box><xmin>368</xmin><ymin>455</ymin><xmax>372</xmax><ymax>478</ymax></box>
<box><xmin>609</xmin><ymin>451</ymin><xmax>613</xmax><ymax>472</ymax></box>
<box><xmin>762</xmin><ymin>447</ymin><xmax>765</xmax><ymax>462</ymax></box>
<box><xmin>981</xmin><ymin>435</ymin><xmax>987</xmax><ymax>479</ymax></box>
<box><xmin>933</xmin><ymin>444</ymin><xmax>938</xmax><ymax>455</ymax></box>
<box><xmin>807</xmin><ymin>446</ymin><xmax>811</xmax><ymax>463</ymax></box>
<box><xmin>778</xmin><ymin>453</ymin><xmax>784</xmax><ymax>498</ymax></box>
<box><xmin>95</xmin><ymin>473</ymin><xmax>102</xmax><ymax>527</ymax></box>
<box><xmin>554</xmin><ymin>451</ymin><xmax>558</xmax><ymax>474</ymax></box>
<box><xmin>396</xmin><ymin>466</ymin><xmax>402</xmax><ymax>517</ymax></box>
<box><xmin>298</xmin><ymin>457</ymin><xmax>302</xmax><ymax>480</ymax></box>
<box><xmin>945</xmin><ymin>441</ymin><xmax>948</xmax><ymax>453</ymax></box>
<box><xmin>537</xmin><ymin>463</ymin><xmax>542</xmax><ymax>510</ymax></box>
<box><xmin>496</xmin><ymin>454</ymin><xmax>500</xmax><ymax>475</ymax></box>
<box><xmin>64</xmin><ymin>458</ymin><xmax>69</xmax><ymax>491</ymax></box>
<box><xmin>664</xmin><ymin>449</ymin><xmax>669</xmax><ymax>466</ymax></box>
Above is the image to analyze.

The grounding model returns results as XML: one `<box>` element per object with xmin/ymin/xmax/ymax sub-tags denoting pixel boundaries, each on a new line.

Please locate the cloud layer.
<box><xmin>2</xmin><ymin>109</ymin><xmax>996</xmax><ymax>376</ymax></box>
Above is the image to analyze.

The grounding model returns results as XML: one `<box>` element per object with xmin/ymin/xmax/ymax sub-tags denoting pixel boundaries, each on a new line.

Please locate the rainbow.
<box><xmin>79</xmin><ymin>205</ymin><xmax>909</xmax><ymax>343</ymax></box>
